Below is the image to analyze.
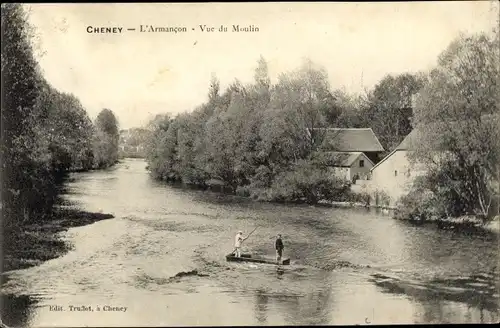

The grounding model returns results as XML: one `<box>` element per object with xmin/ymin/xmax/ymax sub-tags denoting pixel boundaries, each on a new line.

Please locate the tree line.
<box><xmin>118</xmin><ymin>128</ymin><xmax>149</xmax><ymax>158</ymax></box>
<box><xmin>145</xmin><ymin>27</ymin><xmax>499</xmax><ymax>223</ymax></box>
<box><xmin>1</xmin><ymin>4</ymin><xmax>120</xmax><ymax>231</ymax></box>
<box><xmin>144</xmin><ymin>57</ymin><xmax>425</xmax><ymax>204</ymax></box>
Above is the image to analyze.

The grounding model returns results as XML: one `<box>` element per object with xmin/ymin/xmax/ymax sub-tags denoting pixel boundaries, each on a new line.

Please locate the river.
<box><xmin>1</xmin><ymin>158</ymin><xmax>498</xmax><ymax>326</ymax></box>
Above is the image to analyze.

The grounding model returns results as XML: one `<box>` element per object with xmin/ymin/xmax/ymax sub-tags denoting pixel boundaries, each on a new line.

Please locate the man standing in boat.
<box><xmin>275</xmin><ymin>234</ymin><xmax>284</xmax><ymax>263</ymax></box>
<box><xmin>234</xmin><ymin>231</ymin><xmax>246</xmax><ymax>257</ymax></box>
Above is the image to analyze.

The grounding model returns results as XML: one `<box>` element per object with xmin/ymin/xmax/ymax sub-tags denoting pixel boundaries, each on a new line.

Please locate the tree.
<box><xmin>253</xmin><ymin>55</ymin><xmax>271</xmax><ymax>103</ymax></box>
<box><xmin>202</xmin><ymin>88</ymin><xmax>248</xmax><ymax>190</ymax></box>
<box><xmin>40</xmin><ymin>87</ymin><xmax>94</xmax><ymax>171</ymax></box>
<box><xmin>175</xmin><ymin>112</ymin><xmax>208</xmax><ymax>185</ymax></box>
<box><xmin>144</xmin><ymin>114</ymin><xmax>176</xmax><ymax>179</ymax></box>
<box><xmin>208</xmin><ymin>73</ymin><xmax>220</xmax><ymax>105</ymax></box>
<box><xmin>409</xmin><ymin>30</ymin><xmax>499</xmax><ymax>220</ymax></box>
<box><xmin>329</xmin><ymin>90</ymin><xmax>370</xmax><ymax>128</ymax></box>
<box><xmin>1</xmin><ymin>3</ymin><xmax>50</xmax><ymax>226</ymax></box>
<box><xmin>258</xmin><ymin>59</ymin><xmax>331</xmax><ymax>171</ymax></box>
<box><xmin>93</xmin><ymin>108</ymin><xmax>120</xmax><ymax>168</ymax></box>
<box><xmin>366</xmin><ymin>73</ymin><xmax>426</xmax><ymax>153</ymax></box>
<box><xmin>1</xmin><ymin>4</ymin><xmax>97</xmax><ymax>231</ymax></box>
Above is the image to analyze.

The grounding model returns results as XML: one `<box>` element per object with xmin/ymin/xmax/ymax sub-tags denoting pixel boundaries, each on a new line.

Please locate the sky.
<box><xmin>26</xmin><ymin>2</ymin><xmax>499</xmax><ymax>130</ymax></box>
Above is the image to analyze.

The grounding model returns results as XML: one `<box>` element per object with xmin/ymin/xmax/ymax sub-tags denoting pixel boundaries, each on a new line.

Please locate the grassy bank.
<box><xmin>2</xmin><ymin>207</ymin><xmax>114</xmax><ymax>273</ymax></box>
<box><xmin>393</xmin><ymin>213</ymin><xmax>500</xmax><ymax>235</ymax></box>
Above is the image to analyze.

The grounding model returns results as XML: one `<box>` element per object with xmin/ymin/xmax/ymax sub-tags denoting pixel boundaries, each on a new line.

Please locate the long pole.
<box><xmin>246</xmin><ymin>227</ymin><xmax>258</xmax><ymax>240</ymax></box>
<box><xmin>231</xmin><ymin>227</ymin><xmax>257</xmax><ymax>254</ymax></box>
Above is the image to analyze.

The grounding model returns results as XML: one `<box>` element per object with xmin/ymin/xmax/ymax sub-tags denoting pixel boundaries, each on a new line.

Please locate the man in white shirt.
<box><xmin>234</xmin><ymin>231</ymin><xmax>247</xmax><ymax>257</ymax></box>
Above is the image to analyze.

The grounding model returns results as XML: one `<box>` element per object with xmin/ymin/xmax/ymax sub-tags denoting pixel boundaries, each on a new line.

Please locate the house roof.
<box><xmin>316</xmin><ymin>151</ymin><xmax>374</xmax><ymax>167</ymax></box>
<box><xmin>372</xmin><ymin>113</ymin><xmax>500</xmax><ymax>172</ymax></box>
<box><xmin>370</xmin><ymin>128</ymin><xmax>421</xmax><ymax>171</ymax></box>
<box><xmin>313</xmin><ymin>128</ymin><xmax>385</xmax><ymax>152</ymax></box>
<box><xmin>395</xmin><ymin>128</ymin><xmax>421</xmax><ymax>151</ymax></box>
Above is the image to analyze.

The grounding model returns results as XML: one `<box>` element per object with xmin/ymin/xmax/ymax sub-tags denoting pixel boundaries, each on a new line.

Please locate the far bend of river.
<box><xmin>1</xmin><ymin>158</ymin><xmax>499</xmax><ymax>326</ymax></box>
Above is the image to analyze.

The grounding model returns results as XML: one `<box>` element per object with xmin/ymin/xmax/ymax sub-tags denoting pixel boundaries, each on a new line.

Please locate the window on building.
<box><xmin>359</xmin><ymin>160</ymin><xmax>365</xmax><ymax>168</ymax></box>
<box><xmin>394</xmin><ymin>170</ymin><xmax>398</xmax><ymax>177</ymax></box>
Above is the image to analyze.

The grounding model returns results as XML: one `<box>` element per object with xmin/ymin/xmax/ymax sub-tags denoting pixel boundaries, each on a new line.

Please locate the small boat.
<box><xmin>226</xmin><ymin>253</ymin><xmax>290</xmax><ymax>265</ymax></box>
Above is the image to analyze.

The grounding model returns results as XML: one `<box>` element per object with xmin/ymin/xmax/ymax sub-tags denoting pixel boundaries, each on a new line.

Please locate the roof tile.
<box><xmin>313</xmin><ymin>128</ymin><xmax>385</xmax><ymax>152</ymax></box>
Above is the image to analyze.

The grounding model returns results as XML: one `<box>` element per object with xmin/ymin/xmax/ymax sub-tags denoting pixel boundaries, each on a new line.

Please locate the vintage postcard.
<box><xmin>1</xmin><ymin>2</ymin><xmax>499</xmax><ymax>327</ymax></box>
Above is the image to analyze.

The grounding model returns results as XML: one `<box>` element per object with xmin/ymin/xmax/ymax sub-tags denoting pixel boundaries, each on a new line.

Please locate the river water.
<box><xmin>1</xmin><ymin>158</ymin><xmax>498</xmax><ymax>326</ymax></box>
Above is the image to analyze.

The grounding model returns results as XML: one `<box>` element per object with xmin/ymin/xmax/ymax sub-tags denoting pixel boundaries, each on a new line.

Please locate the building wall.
<box><xmin>371</xmin><ymin>151</ymin><xmax>412</xmax><ymax>205</ymax></box>
<box><xmin>327</xmin><ymin>154</ymin><xmax>375</xmax><ymax>182</ymax></box>
<box><xmin>349</xmin><ymin>153</ymin><xmax>374</xmax><ymax>181</ymax></box>
<box><xmin>365</xmin><ymin>150</ymin><xmax>426</xmax><ymax>207</ymax></box>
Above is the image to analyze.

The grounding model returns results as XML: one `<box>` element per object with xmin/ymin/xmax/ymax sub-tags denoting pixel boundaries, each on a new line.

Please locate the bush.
<box><xmin>373</xmin><ymin>190</ymin><xmax>391</xmax><ymax>207</ymax></box>
<box><xmin>395</xmin><ymin>161</ymin><xmax>498</xmax><ymax>223</ymax></box>
<box><xmin>394</xmin><ymin>171</ymin><xmax>462</xmax><ymax>222</ymax></box>
<box><xmin>246</xmin><ymin>160</ymin><xmax>351</xmax><ymax>204</ymax></box>
<box><xmin>348</xmin><ymin>191</ymin><xmax>371</xmax><ymax>206</ymax></box>
<box><xmin>235</xmin><ymin>185</ymin><xmax>251</xmax><ymax>197</ymax></box>
<box><xmin>394</xmin><ymin>188</ymin><xmax>438</xmax><ymax>222</ymax></box>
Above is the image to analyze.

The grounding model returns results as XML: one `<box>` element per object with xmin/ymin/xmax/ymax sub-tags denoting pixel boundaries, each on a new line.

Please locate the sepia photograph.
<box><xmin>1</xmin><ymin>2</ymin><xmax>499</xmax><ymax>327</ymax></box>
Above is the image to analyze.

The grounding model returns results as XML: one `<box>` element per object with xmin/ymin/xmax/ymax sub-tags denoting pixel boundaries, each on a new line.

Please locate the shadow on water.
<box><xmin>0</xmin><ymin>293</ymin><xmax>37</xmax><ymax>328</ymax></box>
<box><xmin>369</xmin><ymin>272</ymin><xmax>499</xmax><ymax>323</ymax></box>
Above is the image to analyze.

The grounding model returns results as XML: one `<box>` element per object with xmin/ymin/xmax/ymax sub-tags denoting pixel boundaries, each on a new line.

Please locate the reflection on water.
<box><xmin>254</xmin><ymin>289</ymin><xmax>269</xmax><ymax>324</ymax></box>
<box><xmin>1</xmin><ymin>158</ymin><xmax>498</xmax><ymax>326</ymax></box>
<box><xmin>0</xmin><ymin>294</ymin><xmax>37</xmax><ymax>328</ymax></box>
<box><xmin>370</xmin><ymin>271</ymin><xmax>499</xmax><ymax>324</ymax></box>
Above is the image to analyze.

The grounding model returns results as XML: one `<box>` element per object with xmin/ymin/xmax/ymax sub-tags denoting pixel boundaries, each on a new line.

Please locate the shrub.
<box><xmin>349</xmin><ymin>191</ymin><xmax>371</xmax><ymax>206</ymax></box>
<box><xmin>394</xmin><ymin>172</ymin><xmax>459</xmax><ymax>222</ymax></box>
<box><xmin>373</xmin><ymin>190</ymin><xmax>391</xmax><ymax>208</ymax></box>
<box><xmin>394</xmin><ymin>188</ymin><xmax>438</xmax><ymax>222</ymax></box>
<box><xmin>248</xmin><ymin>160</ymin><xmax>351</xmax><ymax>204</ymax></box>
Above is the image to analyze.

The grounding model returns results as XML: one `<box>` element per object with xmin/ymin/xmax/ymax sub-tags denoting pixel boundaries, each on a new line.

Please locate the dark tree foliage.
<box><xmin>403</xmin><ymin>30</ymin><xmax>500</xmax><ymax>221</ymax></box>
<box><xmin>93</xmin><ymin>108</ymin><xmax>120</xmax><ymax>168</ymax></box>
<box><xmin>1</xmin><ymin>4</ymin><xmax>113</xmax><ymax>236</ymax></box>
<box><xmin>145</xmin><ymin>57</ymin><xmax>353</xmax><ymax>203</ymax></box>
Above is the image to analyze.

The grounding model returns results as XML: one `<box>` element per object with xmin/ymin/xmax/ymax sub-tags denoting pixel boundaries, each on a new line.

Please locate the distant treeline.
<box><xmin>1</xmin><ymin>4</ymin><xmax>119</xmax><ymax>230</ymax></box>
<box><xmin>118</xmin><ymin>128</ymin><xmax>149</xmax><ymax>158</ymax></box>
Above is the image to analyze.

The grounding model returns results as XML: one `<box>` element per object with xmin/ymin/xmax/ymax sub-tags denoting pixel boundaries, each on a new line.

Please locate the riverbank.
<box><xmin>393</xmin><ymin>213</ymin><xmax>500</xmax><ymax>234</ymax></box>
<box><xmin>153</xmin><ymin>174</ymin><xmax>500</xmax><ymax>235</ymax></box>
<box><xmin>2</xmin><ymin>207</ymin><xmax>114</xmax><ymax>273</ymax></box>
<box><xmin>318</xmin><ymin>199</ymin><xmax>499</xmax><ymax>234</ymax></box>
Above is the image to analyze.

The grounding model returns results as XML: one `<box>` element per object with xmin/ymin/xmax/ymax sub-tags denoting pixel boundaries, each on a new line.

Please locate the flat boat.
<box><xmin>226</xmin><ymin>253</ymin><xmax>290</xmax><ymax>265</ymax></box>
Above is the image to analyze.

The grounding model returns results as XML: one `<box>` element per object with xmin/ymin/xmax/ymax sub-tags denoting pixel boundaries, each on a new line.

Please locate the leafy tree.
<box><xmin>409</xmin><ymin>30</ymin><xmax>499</xmax><ymax>220</ymax></box>
<box><xmin>1</xmin><ymin>3</ymin><xmax>97</xmax><ymax>234</ymax></box>
<box><xmin>93</xmin><ymin>108</ymin><xmax>119</xmax><ymax>168</ymax></box>
<box><xmin>366</xmin><ymin>73</ymin><xmax>426</xmax><ymax>153</ymax></box>
<box><xmin>175</xmin><ymin>112</ymin><xmax>208</xmax><ymax>185</ymax></box>
<box><xmin>144</xmin><ymin>114</ymin><xmax>175</xmax><ymax>180</ymax></box>
<box><xmin>208</xmin><ymin>73</ymin><xmax>220</xmax><ymax>105</ymax></box>
<box><xmin>256</xmin><ymin>59</ymin><xmax>332</xmax><ymax>177</ymax></box>
<box><xmin>253</xmin><ymin>55</ymin><xmax>271</xmax><ymax>103</ymax></box>
<box><xmin>330</xmin><ymin>90</ymin><xmax>370</xmax><ymax>128</ymax></box>
<box><xmin>202</xmin><ymin>88</ymin><xmax>247</xmax><ymax>190</ymax></box>
<box><xmin>1</xmin><ymin>3</ymin><xmax>50</xmax><ymax>226</ymax></box>
<box><xmin>40</xmin><ymin>87</ymin><xmax>95</xmax><ymax>172</ymax></box>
